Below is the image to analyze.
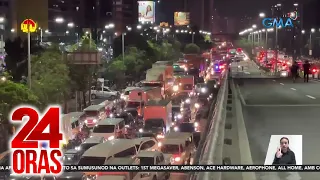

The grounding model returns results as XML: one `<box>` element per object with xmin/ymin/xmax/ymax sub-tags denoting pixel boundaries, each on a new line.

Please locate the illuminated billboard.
<box><xmin>174</xmin><ymin>12</ymin><xmax>190</xmax><ymax>26</ymax></box>
<box><xmin>138</xmin><ymin>1</ymin><xmax>155</xmax><ymax>23</ymax></box>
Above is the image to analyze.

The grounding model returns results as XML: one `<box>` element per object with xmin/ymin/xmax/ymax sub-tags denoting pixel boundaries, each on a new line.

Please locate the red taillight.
<box><xmin>173</xmin><ymin>155</ymin><xmax>181</xmax><ymax>162</ymax></box>
<box><xmin>219</xmin><ymin>65</ymin><xmax>224</xmax><ymax>69</ymax></box>
<box><xmin>312</xmin><ymin>69</ymin><xmax>317</xmax><ymax>73</ymax></box>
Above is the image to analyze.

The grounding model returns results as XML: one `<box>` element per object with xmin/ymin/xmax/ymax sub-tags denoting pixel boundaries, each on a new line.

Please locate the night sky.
<box><xmin>215</xmin><ymin>0</ymin><xmax>320</xmax><ymax>27</ymax></box>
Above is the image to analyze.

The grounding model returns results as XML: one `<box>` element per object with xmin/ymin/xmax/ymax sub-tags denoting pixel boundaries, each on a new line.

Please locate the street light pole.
<box><xmin>309</xmin><ymin>29</ymin><xmax>315</xmax><ymax>56</ymax></box>
<box><xmin>122</xmin><ymin>33</ymin><xmax>125</xmax><ymax>61</ymax></box>
<box><xmin>192</xmin><ymin>32</ymin><xmax>195</xmax><ymax>43</ymax></box>
<box><xmin>274</xmin><ymin>26</ymin><xmax>278</xmax><ymax>75</ymax></box>
<box><xmin>28</xmin><ymin>26</ymin><xmax>31</xmax><ymax>89</ymax></box>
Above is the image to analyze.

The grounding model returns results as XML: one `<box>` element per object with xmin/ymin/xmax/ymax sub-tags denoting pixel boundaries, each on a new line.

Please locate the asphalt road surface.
<box><xmin>235</xmin><ymin>77</ymin><xmax>320</xmax><ymax>180</ymax></box>
<box><xmin>231</xmin><ymin>60</ymin><xmax>271</xmax><ymax>78</ymax></box>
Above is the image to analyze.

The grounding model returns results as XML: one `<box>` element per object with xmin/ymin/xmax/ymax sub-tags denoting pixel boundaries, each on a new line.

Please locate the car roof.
<box><xmin>97</xmin><ymin>118</ymin><xmax>124</xmax><ymax>125</ymax></box>
<box><xmin>162</xmin><ymin>138</ymin><xmax>185</xmax><ymax>145</ymax></box>
<box><xmin>105</xmin><ymin>157</ymin><xmax>136</xmax><ymax>165</ymax></box>
<box><xmin>97</xmin><ymin>175</ymin><xmax>126</xmax><ymax>180</ymax></box>
<box><xmin>64</xmin><ymin>149</ymin><xmax>78</xmax><ymax>154</ymax></box>
<box><xmin>137</xmin><ymin>150</ymin><xmax>162</xmax><ymax>158</ymax></box>
<box><xmin>83</xmin><ymin>136</ymin><xmax>104</xmax><ymax>144</ymax></box>
<box><xmin>132</xmin><ymin>137</ymin><xmax>155</xmax><ymax>145</ymax></box>
<box><xmin>84</xmin><ymin>105</ymin><xmax>105</xmax><ymax>111</ymax></box>
<box><xmin>82</xmin><ymin>139</ymin><xmax>135</xmax><ymax>157</ymax></box>
<box><xmin>165</xmin><ymin>132</ymin><xmax>192</xmax><ymax>139</ymax></box>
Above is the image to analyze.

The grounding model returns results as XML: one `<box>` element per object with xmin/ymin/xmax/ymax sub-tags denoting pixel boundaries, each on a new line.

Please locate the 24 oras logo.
<box><xmin>9</xmin><ymin>105</ymin><xmax>64</xmax><ymax>176</ymax></box>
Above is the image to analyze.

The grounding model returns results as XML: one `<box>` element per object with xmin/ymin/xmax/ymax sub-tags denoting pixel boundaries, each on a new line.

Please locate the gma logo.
<box><xmin>262</xmin><ymin>18</ymin><xmax>294</xmax><ymax>28</ymax></box>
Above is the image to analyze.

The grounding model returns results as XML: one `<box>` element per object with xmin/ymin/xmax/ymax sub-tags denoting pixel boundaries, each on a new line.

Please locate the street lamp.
<box><xmin>309</xmin><ymin>28</ymin><xmax>315</xmax><ymax>56</ymax></box>
<box><xmin>259</xmin><ymin>13</ymin><xmax>265</xmax><ymax>18</ymax></box>
<box><xmin>0</xmin><ymin>76</ymin><xmax>6</xmax><ymax>82</ymax></box>
<box><xmin>67</xmin><ymin>22</ymin><xmax>74</xmax><ymax>28</ymax></box>
<box><xmin>252</xmin><ymin>24</ymin><xmax>257</xmax><ymax>29</ymax></box>
<box><xmin>137</xmin><ymin>25</ymin><xmax>142</xmax><ymax>29</ymax></box>
<box><xmin>293</xmin><ymin>3</ymin><xmax>298</xmax><ymax>6</ymax></box>
<box><xmin>301</xmin><ymin>30</ymin><xmax>305</xmax><ymax>34</ymax></box>
<box><xmin>0</xmin><ymin>17</ymin><xmax>4</xmax><ymax>23</ymax></box>
<box><xmin>55</xmin><ymin>17</ymin><xmax>64</xmax><ymax>23</ymax></box>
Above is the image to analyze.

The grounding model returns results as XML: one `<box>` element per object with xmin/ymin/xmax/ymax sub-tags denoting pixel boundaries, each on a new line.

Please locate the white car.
<box><xmin>90</xmin><ymin>86</ymin><xmax>118</xmax><ymax>100</ymax></box>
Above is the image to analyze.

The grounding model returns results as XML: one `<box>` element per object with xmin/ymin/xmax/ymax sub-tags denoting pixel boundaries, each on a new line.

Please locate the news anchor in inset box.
<box><xmin>272</xmin><ymin>137</ymin><xmax>296</xmax><ymax>165</ymax></box>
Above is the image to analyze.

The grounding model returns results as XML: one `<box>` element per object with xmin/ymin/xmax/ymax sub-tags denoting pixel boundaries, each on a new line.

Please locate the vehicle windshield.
<box><xmin>78</xmin><ymin>156</ymin><xmax>106</xmax><ymax>165</ymax></box>
<box><xmin>161</xmin><ymin>144</ymin><xmax>180</xmax><ymax>154</ymax></box>
<box><xmin>138</xmin><ymin>157</ymin><xmax>154</xmax><ymax>165</ymax></box>
<box><xmin>63</xmin><ymin>154</ymin><xmax>76</xmax><ymax>160</ymax></box>
<box><xmin>127</xmin><ymin>102</ymin><xmax>144</xmax><ymax>108</ymax></box>
<box><xmin>142</xmin><ymin>82</ymin><xmax>162</xmax><ymax>87</ymax></box>
<box><xmin>178</xmin><ymin>123</ymin><xmax>195</xmax><ymax>132</ymax></box>
<box><xmin>124</xmin><ymin>91</ymin><xmax>130</xmax><ymax>95</ymax></box>
<box><xmin>136</xmin><ymin>133</ymin><xmax>156</xmax><ymax>139</ymax></box>
<box><xmin>92</xmin><ymin>125</ymin><xmax>115</xmax><ymax>133</ymax></box>
<box><xmin>80</xmin><ymin>143</ymin><xmax>99</xmax><ymax>151</ymax></box>
<box><xmin>172</xmin><ymin>106</ymin><xmax>180</xmax><ymax>112</ymax></box>
<box><xmin>145</xmin><ymin>119</ymin><xmax>164</xmax><ymax>129</ymax></box>
<box><xmin>84</xmin><ymin>111</ymin><xmax>98</xmax><ymax>117</ymax></box>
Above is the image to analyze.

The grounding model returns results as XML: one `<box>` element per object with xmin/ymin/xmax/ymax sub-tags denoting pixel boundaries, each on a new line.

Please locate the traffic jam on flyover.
<box><xmin>0</xmin><ymin>47</ymin><xmax>236</xmax><ymax>179</ymax></box>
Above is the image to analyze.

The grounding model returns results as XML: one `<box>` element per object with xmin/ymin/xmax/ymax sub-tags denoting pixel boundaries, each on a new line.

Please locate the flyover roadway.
<box><xmin>230</xmin><ymin>60</ymin><xmax>271</xmax><ymax>78</ymax></box>
<box><xmin>234</xmin><ymin>77</ymin><xmax>320</xmax><ymax>180</ymax></box>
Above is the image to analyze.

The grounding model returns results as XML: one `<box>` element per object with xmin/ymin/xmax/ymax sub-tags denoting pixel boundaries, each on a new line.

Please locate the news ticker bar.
<box><xmin>2</xmin><ymin>165</ymin><xmax>320</xmax><ymax>172</ymax></box>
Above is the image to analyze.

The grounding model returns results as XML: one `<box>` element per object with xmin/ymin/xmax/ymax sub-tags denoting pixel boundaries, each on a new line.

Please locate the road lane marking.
<box><xmin>280</xmin><ymin>83</ymin><xmax>284</xmax><ymax>85</ymax></box>
<box><xmin>244</xmin><ymin>72</ymin><xmax>250</xmax><ymax>74</ymax></box>
<box><xmin>272</xmin><ymin>80</ymin><xmax>276</xmax><ymax>82</ymax></box>
<box><xmin>290</xmin><ymin>88</ymin><xmax>296</xmax><ymax>91</ymax></box>
<box><xmin>306</xmin><ymin>95</ymin><xmax>316</xmax><ymax>99</ymax></box>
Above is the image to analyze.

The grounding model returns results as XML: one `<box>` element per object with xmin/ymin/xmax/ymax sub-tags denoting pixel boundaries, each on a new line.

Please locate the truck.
<box><xmin>178</xmin><ymin>54</ymin><xmax>207</xmax><ymax>77</ymax></box>
<box><xmin>128</xmin><ymin>87</ymin><xmax>162</xmax><ymax>102</ymax></box>
<box><xmin>173</xmin><ymin>75</ymin><xmax>194</xmax><ymax>94</ymax></box>
<box><xmin>142</xmin><ymin>100</ymin><xmax>172</xmax><ymax>139</ymax></box>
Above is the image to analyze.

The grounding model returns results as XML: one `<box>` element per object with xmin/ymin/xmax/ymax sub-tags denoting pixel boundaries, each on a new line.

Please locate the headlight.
<box><xmin>85</xmin><ymin>120</ymin><xmax>88</xmax><ymax>123</ymax></box>
<box><xmin>177</xmin><ymin>114</ymin><xmax>182</xmax><ymax>119</ymax></box>
<box><xmin>141</xmin><ymin>173</ymin><xmax>151</xmax><ymax>178</ymax></box>
<box><xmin>93</xmin><ymin>119</ymin><xmax>97</xmax><ymax>123</ymax></box>
<box><xmin>109</xmin><ymin>113</ymin><xmax>114</xmax><ymax>118</ymax></box>
<box><xmin>139</xmin><ymin>128</ymin><xmax>143</xmax><ymax>133</ymax></box>
<box><xmin>175</xmin><ymin>157</ymin><xmax>181</xmax><ymax>162</ymax></box>
<box><xmin>194</xmin><ymin>122</ymin><xmax>199</xmax><ymax>127</ymax></box>
<box><xmin>82</xmin><ymin>175</ymin><xmax>97</xmax><ymax>180</ymax></box>
<box><xmin>158</xmin><ymin>142</ymin><xmax>162</xmax><ymax>147</ymax></box>
<box><xmin>185</xmin><ymin>98</ymin><xmax>191</xmax><ymax>104</ymax></box>
<box><xmin>201</xmin><ymin>87</ymin><xmax>207</xmax><ymax>93</ymax></box>
<box><xmin>157</xmin><ymin>134</ymin><xmax>164</xmax><ymax>139</ymax></box>
<box><xmin>214</xmin><ymin>84</ymin><xmax>217</xmax><ymax>88</ymax></box>
<box><xmin>195</xmin><ymin>103</ymin><xmax>200</xmax><ymax>109</ymax></box>
<box><xmin>75</xmin><ymin>146</ymin><xmax>81</xmax><ymax>151</ymax></box>
<box><xmin>108</xmin><ymin>136</ymin><xmax>115</xmax><ymax>140</ymax></box>
<box><xmin>173</xmin><ymin>85</ymin><xmax>179</xmax><ymax>92</ymax></box>
<box><xmin>174</xmin><ymin>126</ymin><xmax>179</xmax><ymax>132</ymax></box>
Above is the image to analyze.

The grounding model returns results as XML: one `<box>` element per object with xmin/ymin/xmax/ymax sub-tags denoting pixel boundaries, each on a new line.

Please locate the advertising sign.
<box><xmin>21</xmin><ymin>19</ymin><xmax>37</xmax><ymax>33</ymax></box>
<box><xmin>174</xmin><ymin>12</ymin><xmax>190</xmax><ymax>26</ymax></box>
<box><xmin>138</xmin><ymin>1</ymin><xmax>155</xmax><ymax>23</ymax></box>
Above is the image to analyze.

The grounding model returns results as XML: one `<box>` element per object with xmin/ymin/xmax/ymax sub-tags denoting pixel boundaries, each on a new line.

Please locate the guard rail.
<box><xmin>188</xmin><ymin>70</ymin><xmax>229</xmax><ymax>180</ymax></box>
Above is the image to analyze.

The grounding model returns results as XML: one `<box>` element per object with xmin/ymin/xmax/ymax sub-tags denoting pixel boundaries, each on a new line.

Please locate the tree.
<box><xmin>68</xmin><ymin>35</ymin><xmax>97</xmax><ymax>107</ymax></box>
<box><xmin>106</xmin><ymin>57</ymin><xmax>127</xmax><ymax>88</ymax></box>
<box><xmin>113</xmin><ymin>31</ymin><xmax>153</xmax><ymax>58</ymax></box>
<box><xmin>184</xmin><ymin>43</ymin><xmax>201</xmax><ymax>54</ymax></box>
<box><xmin>31</xmin><ymin>45</ymin><xmax>70</xmax><ymax>109</ymax></box>
<box><xmin>4</xmin><ymin>38</ymin><xmax>44</xmax><ymax>82</ymax></box>
<box><xmin>4</xmin><ymin>37</ymin><xmax>25</xmax><ymax>82</ymax></box>
<box><xmin>0</xmin><ymin>80</ymin><xmax>39</xmax><ymax>152</ymax></box>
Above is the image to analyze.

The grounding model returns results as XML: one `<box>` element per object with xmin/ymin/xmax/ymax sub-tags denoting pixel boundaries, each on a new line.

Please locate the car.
<box><xmin>90</xmin><ymin>86</ymin><xmax>119</xmax><ymax>99</ymax></box>
<box><xmin>62</xmin><ymin>149</ymin><xmax>81</xmax><ymax>165</ymax></box>
<box><xmin>74</xmin><ymin>136</ymin><xmax>105</xmax><ymax>156</ymax></box>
